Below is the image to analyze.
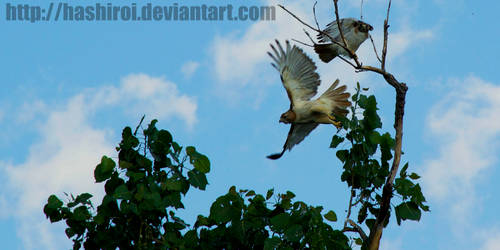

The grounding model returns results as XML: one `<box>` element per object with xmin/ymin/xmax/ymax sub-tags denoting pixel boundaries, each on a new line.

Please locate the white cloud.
<box><xmin>89</xmin><ymin>74</ymin><xmax>198</xmax><ymax>128</ymax></box>
<box><xmin>209</xmin><ymin>0</ymin><xmax>434</xmax><ymax>100</ymax></box>
<box><xmin>380</xmin><ymin>237</ymin><xmax>403</xmax><ymax>250</ymax></box>
<box><xmin>1</xmin><ymin>73</ymin><xmax>198</xmax><ymax>249</ymax></box>
<box><xmin>17</xmin><ymin>99</ymin><xmax>47</xmax><ymax>123</ymax></box>
<box><xmin>422</xmin><ymin>76</ymin><xmax>500</xmax><ymax>219</ymax></box>
<box><xmin>181</xmin><ymin>61</ymin><xmax>200</xmax><ymax>79</ymax></box>
<box><xmin>480</xmin><ymin>230</ymin><xmax>500</xmax><ymax>250</ymax></box>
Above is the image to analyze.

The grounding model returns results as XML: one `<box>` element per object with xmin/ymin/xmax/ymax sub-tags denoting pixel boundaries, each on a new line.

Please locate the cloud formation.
<box><xmin>1</xmin><ymin>73</ymin><xmax>197</xmax><ymax>249</ymax></box>
<box><xmin>181</xmin><ymin>61</ymin><xmax>200</xmax><ymax>79</ymax></box>
<box><xmin>209</xmin><ymin>0</ymin><xmax>433</xmax><ymax>99</ymax></box>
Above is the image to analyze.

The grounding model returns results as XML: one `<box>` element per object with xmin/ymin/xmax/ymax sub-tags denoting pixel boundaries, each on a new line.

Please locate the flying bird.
<box><xmin>314</xmin><ymin>18</ymin><xmax>373</xmax><ymax>63</ymax></box>
<box><xmin>267</xmin><ymin>40</ymin><xmax>351</xmax><ymax>160</ymax></box>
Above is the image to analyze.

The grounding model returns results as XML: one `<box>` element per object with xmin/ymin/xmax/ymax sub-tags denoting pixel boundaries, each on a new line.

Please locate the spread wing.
<box><xmin>267</xmin><ymin>123</ymin><xmax>319</xmax><ymax>160</ymax></box>
<box><xmin>317</xmin><ymin>18</ymin><xmax>357</xmax><ymax>43</ymax></box>
<box><xmin>268</xmin><ymin>40</ymin><xmax>320</xmax><ymax>106</ymax></box>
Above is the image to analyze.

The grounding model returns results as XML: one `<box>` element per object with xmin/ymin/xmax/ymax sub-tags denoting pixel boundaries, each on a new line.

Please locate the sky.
<box><xmin>1</xmin><ymin>0</ymin><xmax>500</xmax><ymax>249</ymax></box>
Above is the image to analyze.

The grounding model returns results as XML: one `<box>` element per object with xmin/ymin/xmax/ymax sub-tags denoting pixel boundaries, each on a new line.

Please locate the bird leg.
<box><xmin>328</xmin><ymin>114</ymin><xmax>342</xmax><ymax>129</ymax></box>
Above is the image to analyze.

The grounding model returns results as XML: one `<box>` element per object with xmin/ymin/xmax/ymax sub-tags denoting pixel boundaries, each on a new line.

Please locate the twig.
<box><xmin>333</xmin><ymin>0</ymin><xmax>359</xmax><ymax>63</ymax></box>
<box><xmin>338</xmin><ymin>55</ymin><xmax>358</xmax><ymax>68</ymax></box>
<box><xmin>381</xmin><ymin>0</ymin><xmax>392</xmax><ymax>70</ymax></box>
<box><xmin>342</xmin><ymin>219</ymin><xmax>368</xmax><ymax>241</ymax></box>
<box><xmin>134</xmin><ymin>115</ymin><xmax>145</xmax><ymax>136</ymax></box>
<box><xmin>313</xmin><ymin>1</ymin><xmax>320</xmax><ymax>30</ymax></box>
<box><xmin>278</xmin><ymin>4</ymin><xmax>355</xmax><ymax>63</ymax></box>
<box><xmin>344</xmin><ymin>189</ymin><xmax>356</xmax><ymax>228</ymax></box>
<box><xmin>303</xmin><ymin>29</ymin><xmax>316</xmax><ymax>45</ymax></box>
<box><xmin>369</xmin><ymin>34</ymin><xmax>382</xmax><ymax>63</ymax></box>
<box><xmin>291</xmin><ymin>39</ymin><xmax>313</xmax><ymax>47</ymax></box>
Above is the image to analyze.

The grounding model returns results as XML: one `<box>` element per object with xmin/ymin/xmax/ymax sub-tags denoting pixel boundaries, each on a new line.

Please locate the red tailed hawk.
<box><xmin>314</xmin><ymin>18</ymin><xmax>373</xmax><ymax>63</ymax></box>
<box><xmin>267</xmin><ymin>40</ymin><xmax>351</xmax><ymax>160</ymax></box>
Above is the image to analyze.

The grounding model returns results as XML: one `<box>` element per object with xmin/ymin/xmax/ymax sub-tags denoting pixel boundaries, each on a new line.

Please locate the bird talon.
<box><xmin>333</xmin><ymin>120</ymin><xmax>342</xmax><ymax>129</ymax></box>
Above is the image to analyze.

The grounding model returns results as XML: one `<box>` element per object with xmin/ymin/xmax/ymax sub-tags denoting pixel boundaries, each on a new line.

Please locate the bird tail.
<box><xmin>314</xmin><ymin>44</ymin><xmax>338</xmax><ymax>63</ymax></box>
<box><xmin>320</xmin><ymin>79</ymin><xmax>351</xmax><ymax>117</ymax></box>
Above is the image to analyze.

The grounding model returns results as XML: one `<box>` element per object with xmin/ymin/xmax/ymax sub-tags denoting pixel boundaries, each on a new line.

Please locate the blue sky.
<box><xmin>1</xmin><ymin>0</ymin><xmax>500</xmax><ymax>249</ymax></box>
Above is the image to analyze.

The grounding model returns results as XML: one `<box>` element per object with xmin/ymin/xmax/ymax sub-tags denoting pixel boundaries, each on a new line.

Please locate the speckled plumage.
<box><xmin>314</xmin><ymin>18</ymin><xmax>373</xmax><ymax>63</ymax></box>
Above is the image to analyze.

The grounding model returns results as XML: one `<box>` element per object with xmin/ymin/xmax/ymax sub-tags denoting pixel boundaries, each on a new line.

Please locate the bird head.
<box><xmin>279</xmin><ymin>110</ymin><xmax>296</xmax><ymax>124</ymax></box>
<box><xmin>355</xmin><ymin>20</ymin><xmax>373</xmax><ymax>33</ymax></box>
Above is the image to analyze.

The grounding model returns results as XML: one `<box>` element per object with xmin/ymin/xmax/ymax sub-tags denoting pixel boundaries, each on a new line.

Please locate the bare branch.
<box><xmin>332</xmin><ymin>0</ymin><xmax>360</xmax><ymax>64</ymax></box>
<box><xmin>313</xmin><ymin>1</ymin><xmax>321</xmax><ymax>31</ymax></box>
<box><xmin>369</xmin><ymin>34</ymin><xmax>382</xmax><ymax>63</ymax></box>
<box><xmin>344</xmin><ymin>189</ymin><xmax>356</xmax><ymax>228</ymax></box>
<box><xmin>291</xmin><ymin>39</ymin><xmax>313</xmax><ymax>48</ymax></box>
<box><xmin>342</xmin><ymin>219</ymin><xmax>368</xmax><ymax>241</ymax></box>
<box><xmin>381</xmin><ymin>0</ymin><xmax>392</xmax><ymax>70</ymax></box>
<box><xmin>338</xmin><ymin>55</ymin><xmax>358</xmax><ymax>68</ymax></box>
<box><xmin>278</xmin><ymin>4</ymin><xmax>357</xmax><ymax>65</ymax></box>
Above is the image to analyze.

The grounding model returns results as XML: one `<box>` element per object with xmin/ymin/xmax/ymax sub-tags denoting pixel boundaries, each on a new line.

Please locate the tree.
<box><xmin>44</xmin><ymin>118</ymin><xmax>351</xmax><ymax>249</ymax></box>
<box><xmin>44</xmin><ymin>1</ymin><xmax>429</xmax><ymax>249</ymax></box>
<box><xmin>278</xmin><ymin>0</ymin><xmax>429</xmax><ymax>249</ymax></box>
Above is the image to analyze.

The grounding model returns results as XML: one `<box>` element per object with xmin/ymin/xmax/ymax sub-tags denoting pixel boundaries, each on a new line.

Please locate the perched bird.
<box><xmin>267</xmin><ymin>40</ymin><xmax>351</xmax><ymax>160</ymax></box>
<box><xmin>314</xmin><ymin>18</ymin><xmax>373</xmax><ymax>63</ymax></box>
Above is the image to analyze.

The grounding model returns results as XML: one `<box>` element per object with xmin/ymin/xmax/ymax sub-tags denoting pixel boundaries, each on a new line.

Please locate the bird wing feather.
<box><xmin>267</xmin><ymin>123</ymin><xmax>319</xmax><ymax>160</ymax></box>
<box><xmin>268</xmin><ymin>40</ymin><xmax>320</xmax><ymax>106</ymax></box>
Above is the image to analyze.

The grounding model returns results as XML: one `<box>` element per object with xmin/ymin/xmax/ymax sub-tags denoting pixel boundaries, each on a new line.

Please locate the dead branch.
<box><xmin>333</xmin><ymin>0</ymin><xmax>360</xmax><ymax>62</ymax></box>
<box><xmin>342</xmin><ymin>219</ymin><xmax>368</xmax><ymax>241</ymax></box>
<box><xmin>369</xmin><ymin>34</ymin><xmax>382</xmax><ymax>63</ymax></box>
<box><xmin>381</xmin><ymin>0</ymin><xmax>392</xmax><ymax>70</ymax></box>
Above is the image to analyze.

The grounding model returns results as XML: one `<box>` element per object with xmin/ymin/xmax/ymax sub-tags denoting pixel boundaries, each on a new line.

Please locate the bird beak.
<box><xmin>279</xmin><ymin>117</ymin><xmax>286</xmax><ymax>123</ymax></box>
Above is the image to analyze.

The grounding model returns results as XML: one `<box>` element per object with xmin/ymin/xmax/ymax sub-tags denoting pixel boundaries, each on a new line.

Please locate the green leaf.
<box><xmin>395</xmin><ymin>202</ymin><xmax>421</xmax><ymax>225</ymax></box>
<box><xmin>94</xmin><ymin>156</ymin><xmax>116</xmax><ymax>183</ymax></box>
<box><xmin>74</xmin><ymin>193</ymin><xmax>92</xmax><ymax>204</ymax></box>
<box><xmin>324</xmin><ymin>210</ymin><xmax>337</xmax><ymax>222</ymax></box>
<box><xmin>395</xmin><ymin>178</ymin><xmax>414</xmax><ymax>197</ymax></box>
<box><xmin>165</xmin><ymin>178</ymin><xmax>184</xmax><ymax>191</ymax></box>
<box><xmin>158</xmin><ymin>130</ymin><xmax>173</xmax><ymax>145</ymax></box>
<box><xmin>246</xmin><ymin>190</ymin><xmax>256</xmax><ymax>197</ymax></box>
<box><xmin>270</xmin><ymin>213</ymin><xmax>291</xmax><ymax>230</ymax></box>
<box><xmin>72</xmin><ymin>206</ymin><xmax>90</xmax><ymax>221</ymax></box>
<box><xmin>365</xmin><ymin>218</ymin><xmax>376</xmax><ymax>229</ymax></box>
<box><xmin>266</xmin><ymin>188</ymin><xmax>274</xmax><ymax>200</ymax></box>
<box><xmin>186</xmin><ymin>146</ymin><xmax>211</xmax><ymax>173</ymax></box>
<box><xmin>113</xmin><ymin>184</ymin><xmax>132</xmax><ymax>200</ymax></box>
<box><xmin>400</xmin><ymin>162</ymin><xmax>409</xmax><ymax>178</ymax></box>
<box><xmin>336</xmin><ymin>150</ymin><xmax>349</xmax><ymax>163</ymax></box>
<box><xmin>47</xmin><ymin>195</ymin><xmax>63</xmax><ymax>209</ymax></box>
<box><xmin>188</xmin><ymin>170</ymin><xmax>208</xmax><ymax>190</ymax></box>
<box><xmin>65</xmin><ymin>228</ymin><xmax>76</xmax><ymax>238</ymax></box>
<box><xmin>355</xmin><ymin>237</ymin><xmax>363</xmax><ymax>245</ymax></box>
<box><xmin>264</xmin><ymin>237</ymin><xmax>281</xmax><ymax>250</ymax></box>
<box><xmin>284</xmin><ymin>224</ymin><xmax>303</xmax><ymax>242</ymax></box>
<box><xmin>330</xmin><ymin>135</ymin><xmax>345</xmax><ymax>148</ymax></box>
<box><xmin>409</xmin><ymin>173</ymin><xmax>421</xmax><ymax>180</ymax></box>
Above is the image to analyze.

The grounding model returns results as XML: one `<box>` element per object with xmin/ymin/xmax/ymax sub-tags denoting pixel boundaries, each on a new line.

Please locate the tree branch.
<box><xmin>333</xmin><ymin>0</ymin><xmax>360</xmax><ymax>63</ymax></box>
<box><xmin>381</xmin><ymin>0</ymin><xmax>392</xmax><ymax>70</ymax></box>
<box><xmin>342</xmin><ymin>219</ymin><xmax>368</xmax><ymax>241</ymax></box>
<box><xmin>279</xmin><ymin>2</ymin><xmax>408</xmax><ymax>249</ymax></box>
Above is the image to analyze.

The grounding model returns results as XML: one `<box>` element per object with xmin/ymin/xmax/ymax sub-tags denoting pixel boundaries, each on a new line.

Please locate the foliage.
<box><xmin>331</xmin><ymin>84</ymin><xmax>429</xmax><ymax>246</ymax></box>
<box><xmin>44</xmin><ymin>119</ymin><xmax>350</xmax><ymax>249</ymax></box>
